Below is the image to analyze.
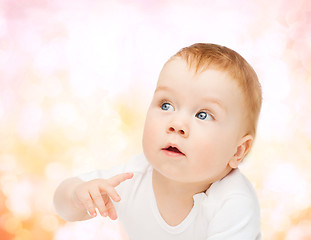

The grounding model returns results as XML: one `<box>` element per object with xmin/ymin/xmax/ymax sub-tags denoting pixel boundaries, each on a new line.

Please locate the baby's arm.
<box><xmin>53</xmin><ymin>172</ymin><xmax>133</xmax><ymax>222</ymax></box>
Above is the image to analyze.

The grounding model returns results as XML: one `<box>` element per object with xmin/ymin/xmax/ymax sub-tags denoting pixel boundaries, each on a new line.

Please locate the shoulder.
<box><xmin>203</xmin><ymin>168</ymin><xmax>260</xmax><ymax>223</ymax></box>
<box><xmin>201</xmin><ymin>169</ymin><xmax>261</xmax><ymax>239</ymax></box>
<box><xmin>207</xmin><ymin>168</ymin><xmax>258</xmax><ymax>200</ymax></box>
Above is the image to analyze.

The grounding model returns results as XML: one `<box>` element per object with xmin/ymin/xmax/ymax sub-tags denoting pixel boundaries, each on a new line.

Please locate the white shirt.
<box><xmin>79</xmin><ymin>154</ymin><xmax>261</xmax><ymax>240</ymax></box>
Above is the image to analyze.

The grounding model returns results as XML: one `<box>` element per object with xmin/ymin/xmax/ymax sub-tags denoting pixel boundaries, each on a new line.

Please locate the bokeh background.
<box><xmin>0</xmin><ymin>0</ymin><xmax>311</xmax><ymax>239</ymax></box>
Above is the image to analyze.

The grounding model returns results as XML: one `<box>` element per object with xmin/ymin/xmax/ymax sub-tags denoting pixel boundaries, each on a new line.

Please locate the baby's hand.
<box><xmin>72</xmin><ymin>172</ymin><xmax>133</xmax><ymax>220</ymax></box>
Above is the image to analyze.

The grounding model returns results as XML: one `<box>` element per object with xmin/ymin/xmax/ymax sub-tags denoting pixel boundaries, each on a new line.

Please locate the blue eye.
<box><xmin>161</xmin><ymin>103</ymin><xmax>174</xmax><ymax>111</ymax></box>
<box><xmin>196</xmin><ymin>111</ymin><xmax>213</xmax><ymax>121</ymax></box>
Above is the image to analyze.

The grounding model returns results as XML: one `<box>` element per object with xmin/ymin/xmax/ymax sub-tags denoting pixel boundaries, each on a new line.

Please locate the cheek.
<box><xmin>190</xmin><ymin>129</ymin><xmax>231</xmax><ymax>165</ymax></box>
<box><xmin>142</xmin><ymin>114</ymin><xmax>158</xmax><ymax>150</ymax></box>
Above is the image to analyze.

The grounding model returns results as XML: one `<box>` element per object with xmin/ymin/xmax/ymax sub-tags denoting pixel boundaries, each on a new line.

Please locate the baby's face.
<box><xmin>142</xmin><ymin>57</ymin><xmax>247</xmax><ymax>184</ymax></box>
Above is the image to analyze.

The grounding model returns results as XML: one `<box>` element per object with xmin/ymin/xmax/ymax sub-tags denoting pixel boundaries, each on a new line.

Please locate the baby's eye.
<box><xmin>196</xmin><ymin>111</ymin><xmax>214</xmax><ymax>121</ymax></box>
<box><xmin>161</xmin><ymin>102</ymin><xmax>174</xmax><ymax>112</ymax></box>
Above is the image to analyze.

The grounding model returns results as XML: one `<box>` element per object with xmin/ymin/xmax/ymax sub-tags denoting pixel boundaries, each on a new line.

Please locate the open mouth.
<box><xmin>162</xmin><ymin>146</ymin><xmax>185</xmax><ymax>156</ymax></box>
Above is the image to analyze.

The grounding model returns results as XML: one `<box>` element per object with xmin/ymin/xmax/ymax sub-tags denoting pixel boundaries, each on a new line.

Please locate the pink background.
<box><xmin>0</xmin><ymin>0</ymin><xmax>311</xmax><ymax>239</ymax></box>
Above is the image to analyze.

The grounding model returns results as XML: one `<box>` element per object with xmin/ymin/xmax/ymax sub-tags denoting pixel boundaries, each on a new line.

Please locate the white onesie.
<box><xmin>79</xmin><ymin>154</ymin><xmax>261</xmax><ymax>240</ymax></box>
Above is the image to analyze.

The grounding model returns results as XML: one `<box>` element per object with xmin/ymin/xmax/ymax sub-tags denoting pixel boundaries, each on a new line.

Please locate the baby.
<box><xmin>54</xmin><ymin>43</ymin><xmax>262</xmax><ymax>239</ymax></box>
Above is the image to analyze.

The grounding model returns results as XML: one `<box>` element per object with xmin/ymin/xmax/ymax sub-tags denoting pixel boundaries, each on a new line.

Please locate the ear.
<box><xmin>229</xmin><ymin>134</ymin><xmax>253</xmax><ymax>169</ymax></box>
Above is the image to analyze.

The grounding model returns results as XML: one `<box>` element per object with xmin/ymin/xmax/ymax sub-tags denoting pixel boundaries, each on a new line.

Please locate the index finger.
<box><xmin>107</xmin><ymin>172</ymin><xmax>133</xmax><ymax>187</ymax></box>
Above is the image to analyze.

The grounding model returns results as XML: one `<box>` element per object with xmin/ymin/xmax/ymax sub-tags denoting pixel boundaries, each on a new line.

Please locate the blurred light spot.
<box><xmin>17</xmin><ymin>102</ymin><xmax>43</xmax><ymax>141</ymax></box>
<box><xmin>0</xmin><ymin>100</ymin><xmax>4</xmax><ymax>120</ymax></box>
<box><xmin>14</xmin><ymin>23</ymin><xmax>43</xmax><ymax>55</ymax></box>
<box><xmin>270</xmin><ymin>207</ymin><xmax>292</xmax><ymax>231</ymax></box>
<box><xmin>45</xmin><ymin>77</ymin><xmax>63</xmax><ymax>97</ymax></box>
<box><xmin>67</xmin><ymin>16</ymin><xmax>121</xmax><ymax>97</ymax></box>
<box><xmin>45</xmin><ymin>162</ymin><xmax>67</xmax><ymax>180</ymax></box>
<box><xmin>261</xmin><ymin>60</ymin><xmax>291</xmax><ymax>102</ymax></box>
<box><xmin>69</xmin><ymin>72</ymin><xmax>98</xmax><ymax>98</ymax></box>
<box><xmin>3</xmin><ymin>215</ymin><xmax>22</xmax><ymax>234</ymax></box>
<box><xmin>22</xmin><ymin>83</ymin><xmax>45</xmax><ymax>104</ymax></box>
<box><xmin>264</xmin><ymin>163</ymin><xmax>309</xmax><ymax>207</ymax></box>
<box><xmin>5</xmin><ymin>180</ymin><xmax>33</xmax><ymax>219</ymax></box>
<box><xmin>0</xmin><ymin>37</ymin><xmax>10</xmax><ymax>65</ymax></box>
<box><xmin>71</xmin><ymin>148</ymin><xmax>88</xmax><ymax>166</ymax></box>
<box><xmin>0</xmin><ymin>154</ymin><xmax>17</xmax><ymax>172</ymax></box>
<box><xmin>1</xmin><ymin>174</ymin><xmax>18</xmax><ymax>196</ymax></box>
<box><xmin>34</xmin><ymin>38</ymin><xmax>67</xmax><ymax>76</ymax></box>
<box><xmin>258</xmin><ymin>102</ymin><xmax>292</xmax><ymax>140</ymax></box>
<box><xmin>33</xmin><ymin>186</ymin><xmax>54</xmax><ymax>213</ymax></box>
<box><xmin>1</xmin><ymin>88</ymin><xmax>17</xmax><ymax>117</ymax></box>
<box><xmin>14</xmin><ymin>229</ymin><xmax>32</xmax><ymax>240</ymax></box>
<box><xmin>52</xmin><ymin>102</ymin><xmax>77</xmax><ymax>125</ymax></box>
<box><xmin>286</xmin><ymin>220</ymin><xmax>311</xmax><ymax>240</ymax></box>
<box><xmin>0</xmin><ymin>16</ymin><xmax>8</xmax><ymax>36</ymax></box>
<box><xmin>64</xmin><ymin>118</ymin><xmax>88</xmax><ymax>141</ymax></box>
<box><xmin>40</xmin><ymin>214</ymin><xmax>59</xmax><ymax>232</ymax></box>
<box><xmin>256</xmin><ymin>29</ymin><xmax>287</xmax><ymax>58</ymax></box>
<box><xmin>101</xmin><ymin>101</ymin><xmax>122</xmax><ymax>126</ymax></box>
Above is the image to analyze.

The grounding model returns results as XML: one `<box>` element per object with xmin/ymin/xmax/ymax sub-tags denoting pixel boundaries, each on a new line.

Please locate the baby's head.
<box><xmin>142</xmin><ymin>43</ymin><xmax>262</xmax><ymax>184</ymax></box>
<box><xmin>172</xmin><ymin>43</ymin><xmax>262</xmax><ymax>138</ymax></box>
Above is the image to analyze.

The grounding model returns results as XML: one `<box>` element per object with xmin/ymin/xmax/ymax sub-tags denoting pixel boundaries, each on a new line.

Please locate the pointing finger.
<box><xmin>107</xmin><ymin>172</ymin><xmax>133</xmax><ymax>187</ymax></box>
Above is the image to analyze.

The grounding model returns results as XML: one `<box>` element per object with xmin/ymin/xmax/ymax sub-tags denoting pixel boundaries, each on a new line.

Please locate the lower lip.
<box><xmin>162</xmin><ymin>149</ymin><xmax>185</xmax><ymax>157</ymax></box>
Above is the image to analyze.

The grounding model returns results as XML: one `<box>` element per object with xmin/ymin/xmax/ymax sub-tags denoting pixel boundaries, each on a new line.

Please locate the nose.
<box><xmin>167</xmin><ymin>120</ymin><xmax>189</xmax><ymax>137</ymax></box>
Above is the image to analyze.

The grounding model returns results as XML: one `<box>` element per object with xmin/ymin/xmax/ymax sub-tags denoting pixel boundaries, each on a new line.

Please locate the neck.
<box><xmin>152</xmin><ymin>169</ymin><xmax>212</xmax><ymax>201</ymax></box>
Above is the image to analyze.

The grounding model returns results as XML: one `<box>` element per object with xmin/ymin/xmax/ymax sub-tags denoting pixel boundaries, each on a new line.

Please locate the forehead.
<box><xmin>156</xmin><ymin>58</ymin><xmax>245</xmax><ymax>113</ymax></box>
<box><xmin>157</xmin><ymin>58</ymin><xmax>240</xmax><ymax>93</ymax></box>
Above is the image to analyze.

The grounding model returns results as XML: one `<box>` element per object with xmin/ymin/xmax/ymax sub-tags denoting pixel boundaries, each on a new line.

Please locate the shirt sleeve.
<box><xmin>206</xmin><ymin>193</ymin><xmax>261</xmax><ymax>240</ymax></box>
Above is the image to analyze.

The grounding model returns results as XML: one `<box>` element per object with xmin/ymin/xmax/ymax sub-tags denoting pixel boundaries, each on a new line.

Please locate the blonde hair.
<box><xmin>171</xmin><ymin>43</ymin><xmax>262</xmax><ymax>138</ymax></box>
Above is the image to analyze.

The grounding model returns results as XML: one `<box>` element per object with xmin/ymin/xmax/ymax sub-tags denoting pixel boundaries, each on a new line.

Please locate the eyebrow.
<box><xmin>202</xmin><ymin>97</ymin><xmax>227</xmax><ymax>113</ymax></box>
<box><xmin>155</xmin><ymin>85</ymin><xmax>226</xmax><ymax>112</ymax></box>
<box><xmin>154</xmin><ymin>85</ymin><xmax>172</xmax><ymax>93</ymax></box>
